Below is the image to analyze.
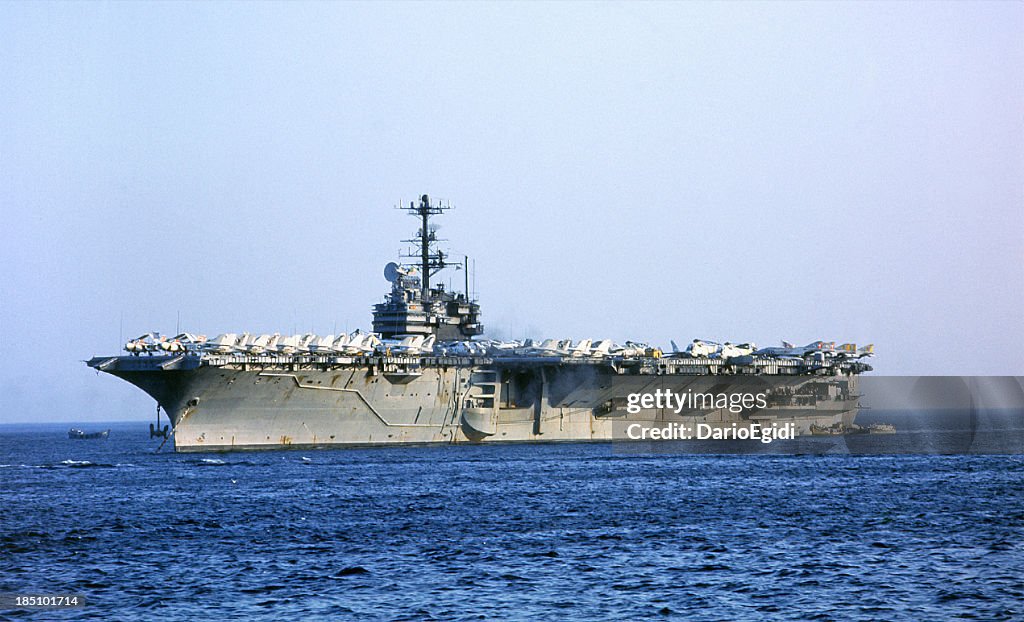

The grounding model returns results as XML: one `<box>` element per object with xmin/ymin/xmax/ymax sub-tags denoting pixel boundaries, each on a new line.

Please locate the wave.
<box><xmin>185</xmin><ymin>458</ymin><xmax>261</xmax><ymax>467</ymax></box>
<box><xmin>51</xmin><ymin>460</ymin><xmax>117</xmax><ymax>468</ymax></box>
<box><xmin>4</xmin><ymin>461</ymin><xmax>130</xmax><ymax>469</ymax></box>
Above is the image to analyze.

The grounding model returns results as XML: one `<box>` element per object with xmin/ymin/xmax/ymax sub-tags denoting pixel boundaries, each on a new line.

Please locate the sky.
<box><xmin>1</xmin><ymin>2</ymin><xmax>1022</xmax><ymax>423</ymax></box>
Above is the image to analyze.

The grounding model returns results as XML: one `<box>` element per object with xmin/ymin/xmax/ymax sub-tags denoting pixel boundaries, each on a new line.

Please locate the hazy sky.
<box><xmin>1</xmin><ymin>2</ymin><xmax>1022</xmax><ymax>423</ymax></box>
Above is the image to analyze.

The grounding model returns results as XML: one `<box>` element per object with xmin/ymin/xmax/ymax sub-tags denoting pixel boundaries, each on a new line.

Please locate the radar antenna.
<box><xmin>399</xmin><ymin>194</ymin><xmax>453</xmax><ymax>299</ymax></box>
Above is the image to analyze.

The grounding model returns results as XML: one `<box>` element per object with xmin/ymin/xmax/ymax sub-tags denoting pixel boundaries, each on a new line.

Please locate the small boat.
<box><xmin>809</xmin><ymin>423</ymin><xmax>844</xmax><ymax>436</ymax></box>
<box><xmin>68</xmin><ymin>428</ymin><xmax>110</xmax><ymax>440</ymax></box>
<box><xmin>868</xmin><ymin>423</ymin><xmax>896</xmax><ymax>434</ymax></box>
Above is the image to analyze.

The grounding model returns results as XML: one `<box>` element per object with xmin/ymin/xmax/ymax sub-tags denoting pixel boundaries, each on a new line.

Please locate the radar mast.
<box><xmin>401</xmin><ymin>194</ymin><xmax>451</xmax><ymax>299</ymax></box>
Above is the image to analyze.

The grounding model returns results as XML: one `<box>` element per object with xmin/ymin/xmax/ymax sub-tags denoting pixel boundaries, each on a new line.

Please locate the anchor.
<box><xmin>150</xmin><ymin>403</ymin><xmax>170</xmax><ymax>446</ymax></box>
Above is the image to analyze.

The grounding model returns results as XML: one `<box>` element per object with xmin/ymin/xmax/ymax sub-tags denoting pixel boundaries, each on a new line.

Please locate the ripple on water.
<box><xmin>1</xmin><ymin>431</ymin><xmax>1022</xmax><ymax>621</ymax></box>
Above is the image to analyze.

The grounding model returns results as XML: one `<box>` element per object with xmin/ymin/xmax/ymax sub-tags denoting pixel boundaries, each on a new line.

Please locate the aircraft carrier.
<box><xmin>87</xmin><ymin>195</ymin><xmax>873</xmax><ymax>452</ymax></box>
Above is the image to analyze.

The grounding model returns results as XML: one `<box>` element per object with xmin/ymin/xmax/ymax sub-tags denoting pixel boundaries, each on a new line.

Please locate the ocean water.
<box><xmin>1</xmin><ymin>422</ymin><xmax>1022</xmax><ymax>621</ymax></box>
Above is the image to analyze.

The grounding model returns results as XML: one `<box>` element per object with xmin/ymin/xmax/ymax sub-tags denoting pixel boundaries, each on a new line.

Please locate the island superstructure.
<box><xmin>87</xmin><ymin>195</ymin><xmax>874</xmax><ymax>452</ymax></box>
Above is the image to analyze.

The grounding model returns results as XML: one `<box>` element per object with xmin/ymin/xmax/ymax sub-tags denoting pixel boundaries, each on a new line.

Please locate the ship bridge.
<box><xmin>372</xmin><ymin>194</ymin><xmax>483</xmax><ymax>340</ymax></box>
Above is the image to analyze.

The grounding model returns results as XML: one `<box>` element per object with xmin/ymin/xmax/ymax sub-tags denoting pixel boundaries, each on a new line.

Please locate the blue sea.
<box><xmin>1</xmin><ymin>421</ymin><xmax>1022</xmax><ymax>621</ymax></box>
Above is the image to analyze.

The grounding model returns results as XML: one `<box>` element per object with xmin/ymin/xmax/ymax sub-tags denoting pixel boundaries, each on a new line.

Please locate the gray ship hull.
<box><xmin>90</xmin><ymin>354</ymin><xmax>861</xmax><ymax>452</ymax></box>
